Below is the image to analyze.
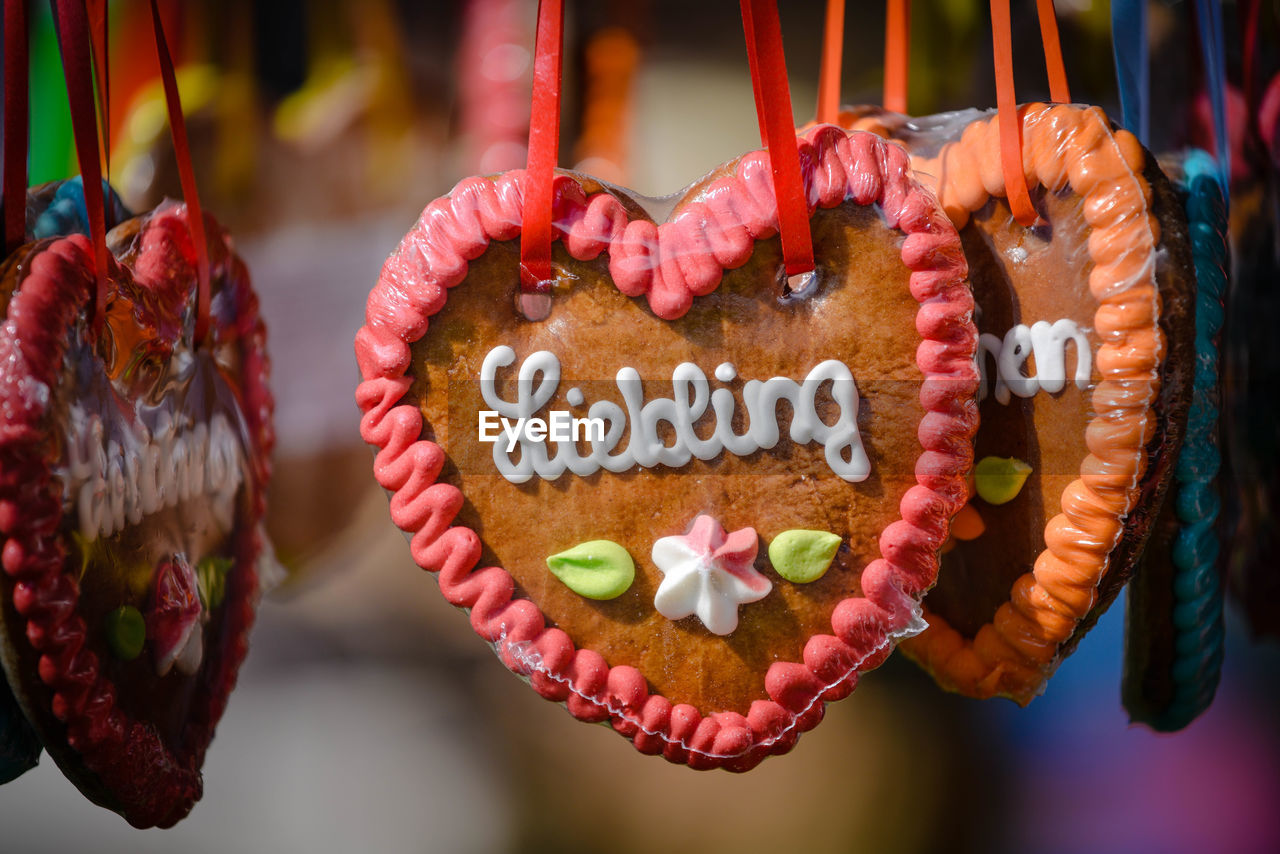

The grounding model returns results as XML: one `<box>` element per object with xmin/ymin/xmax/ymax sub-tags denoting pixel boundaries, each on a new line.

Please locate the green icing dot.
<box><xmin>546</xmin><ymin>540</ymin><xmax>635</xmax><ymax>600</ymax></box>
<box><xmin>105</xmin><ymin>605</ymin><xmax>146</xmax><ymax>661</ymax></box>
<box><xmin>768</xmin><ymin>530</ymin><xmax>842</xmax><ymax>583</ymax></box>
<box><xmin>974</xmin><ymin>456</ymin><xmax>1033</xmax><ymax>505</ymax></box>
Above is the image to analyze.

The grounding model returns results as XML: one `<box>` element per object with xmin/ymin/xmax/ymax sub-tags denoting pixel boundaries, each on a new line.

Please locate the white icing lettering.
<box><xmin>65</xmin><ymin>409</ymin><xmax>247</xmax><ymax>540</ymax></box>
<box><xmin>977</xmin><ymin>319</ymin><xmax>1093</xmax><ymax>404</ymax></box>
<box><xmin>478</xmin><ymin>346</ymin><xmax>870</xmax><ymax>484</ymax></box>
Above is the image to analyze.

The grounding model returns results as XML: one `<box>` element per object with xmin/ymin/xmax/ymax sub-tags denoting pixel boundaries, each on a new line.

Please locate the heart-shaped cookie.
<box><xmin>838</xmin><ymin>104</ymin><xmax>1195</xmax><ymax>702</ymax></box>
<box><xmin>356</xmin><ymin>126</ymin><xmax>978</xmax><ymax>769</ymax></box>
<box><xmin>0</xmin><ymin>203</ymin><xmax>273</xmax><ymax>826</ymax></box>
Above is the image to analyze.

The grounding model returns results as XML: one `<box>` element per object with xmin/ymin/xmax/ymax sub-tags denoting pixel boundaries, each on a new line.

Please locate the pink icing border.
<box><xmin>354</xmin><ymin>126</ymin><xmax>978</xmax><ymax>770</ymax></box>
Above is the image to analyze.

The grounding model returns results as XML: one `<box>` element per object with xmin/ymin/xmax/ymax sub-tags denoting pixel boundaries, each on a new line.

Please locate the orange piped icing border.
<box><xmin>894</xmin><ymin>104</ymin><xmax>1164</xmax><ymax>703</ymax></box>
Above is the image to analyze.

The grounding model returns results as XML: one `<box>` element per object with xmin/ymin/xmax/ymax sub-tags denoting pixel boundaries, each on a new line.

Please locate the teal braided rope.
<box><xmin>1157</xmin><ymin>149</ymin><xmax>1228</xmax><ymax>730</ymax></box>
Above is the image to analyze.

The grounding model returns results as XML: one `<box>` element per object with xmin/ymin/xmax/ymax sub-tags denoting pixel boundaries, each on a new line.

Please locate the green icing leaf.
<box><xmin>546</xmin><ymin>540</ymin><xmax>635</xmax><ymax>600</ymax></box>
<box><xmin>768</xmin><ymin>530</ymin><xmax>842</xmax><ymax>584</ymax></box>
<box><xmin>197</xmin><ymin>555</ymin><xmax>234</xmax><ymax>610</ymax></box>
<box><xmin>974</xmin><ymin>456</ymin><xmax>1033</xmax><ymax>505</ymax></box>
<box><xmin>105</xmin><ymin>605</ymin><xmax>146</xmax><ymax>661</ymax></box>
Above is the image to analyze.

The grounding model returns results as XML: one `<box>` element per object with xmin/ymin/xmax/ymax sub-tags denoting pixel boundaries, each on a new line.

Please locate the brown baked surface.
<box><xmin>409</xmin><ymin>200</ymin><xmax>926</xmax><ymax>716</ymax></box>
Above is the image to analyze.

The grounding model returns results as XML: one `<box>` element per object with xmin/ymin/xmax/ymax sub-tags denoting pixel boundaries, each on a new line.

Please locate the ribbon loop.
<box><xmin>816</xmin><ymin>0</ymin><xmax>910</xmax><ymax>121</ymax></box>
<box><xmin>519</xmin><ymin>0</ymin><xmax>563</xmax><ymax>292</ymax></box>
<box><xmin>51</xmin><ymin>0</ymin><xmax>110</xmax><ymax>328</ymax></box>
<box><xmin>816</xmin><ymin>0</ymin><xmax>844</xmax><ymax>124</ymax></box>
<box><xmin>3</xmin><ymin>0</ymin><xmax>29</xmax><ymax>256</ymax></box>
<box><xmin>86</xmin><ymin>0</ymin><xmax>109</xmax><ymax>172</ymax></box>
<box><xmin>148</xmin><ymin>0</ymin><xmax>211</xmax><ymax>343</ymax></box>
<box><xmin>884</xmin><ymin>0</ymin><xmax>910</xmax><ymax>114</ymax></box>
<box><xmin>741</xmin><ymin>0</ymin><xmax>813</xmax><ymax>277</ymax></box>
<box><xmin>990</xmin><ymin>0</ymin><xmax>1039</xmax><ymax>227</ymax></box>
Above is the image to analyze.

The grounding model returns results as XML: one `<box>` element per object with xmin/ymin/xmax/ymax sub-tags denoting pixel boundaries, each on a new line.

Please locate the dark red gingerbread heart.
<box><xmin>0</xmin><ymin>203</ymin><xmax>273</xmax><ymax>827</ymax></box>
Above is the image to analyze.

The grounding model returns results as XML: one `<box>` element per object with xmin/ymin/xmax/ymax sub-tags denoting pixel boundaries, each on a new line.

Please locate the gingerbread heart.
<box><xmin>356</xmin><ymin>126</ymin><xmax>978</xmax><ymax>769</ymax></box>
<box><xmin>0</xmin><ymin>202</ymin><xmax>273</xmax><ymax>826</ymax></box>
<box><xmin>838</xmin><ymin>104</ymin><xmax>1196</xmax><ymax>702</ymax></box>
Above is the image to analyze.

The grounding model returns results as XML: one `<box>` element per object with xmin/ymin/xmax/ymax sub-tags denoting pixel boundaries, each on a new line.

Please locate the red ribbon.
<box><xmin>3</xmin><ymin>0</ymin><xmax>29</xmax><ymax>256</ymax></box>
<box><xmin>148</xmin><ymin>0</ymin><xmax>210</xmax><ymax>342</ymax></box>
<box><xmin>741</xmin><ymin>0</ymin><xmax>769</xmax><ymax>143</ymax></box>
<box><xmin>883</xmin><ymin>0</ymin><xmax>910</xmax><ymax>114</ymax></box>
<box><xmin>818</xmin><ymin>0</ymin><xmax>909</xmax><ymax>120</ymax></box>
<box><xmin>52</xmin><ymin>0</ymin><xmax>110</xmax><ymax>328</ymax></box>
<box><xmin>519</xmin><ymin>0</ymin><xmax>564</xmax><ymax>292</ymax></box>
<box><xmin>741</xmin><ymin>0</ymin><xmax>813</xmax><ymax>276</ymax></box>
<box><xmin>86</xmin><ymin>0</ymin><xmax>110</xmax><ymax>171</ymax></box>
<box><xmin>816</xmin><ymin>0</ymin><xmax>844</xmax><ymax>125</ymax></box>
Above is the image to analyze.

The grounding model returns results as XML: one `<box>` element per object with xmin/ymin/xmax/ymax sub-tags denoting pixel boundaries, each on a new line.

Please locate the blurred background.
<box><xmin>2</xmin><ymin>0</ymin><xmax>1279</xmax><ymax>851</ymax></box>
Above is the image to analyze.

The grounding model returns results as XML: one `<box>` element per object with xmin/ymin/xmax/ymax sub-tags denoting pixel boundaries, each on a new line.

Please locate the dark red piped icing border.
<box><xmin>355</xmin><ymin>126</ymin><xmax>978</xmax><ymax>770</ymax></box>
<box><xmin>0</xmin><ymin>207</ymin><xmax>273</xmax><ymax>827</ymax></box>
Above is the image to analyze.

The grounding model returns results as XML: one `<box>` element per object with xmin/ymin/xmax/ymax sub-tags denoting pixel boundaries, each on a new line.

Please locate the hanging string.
<box><xmin>1111</xmin><ymin>0</ymin><xmax>1149</xmax><ymax>143</ymax></box>
<box><xmin>3</xmin><ymin>0</ymin><xmax>29</xmax><ymax>255</ymax></box>
<box><xmin>1035</xmin><ymin>0</ymin><xmax>1070</xmax><ymax>104</ymax></box>
<box><xmin>740</xmin><ymin>0</ymin><xmax>769</xmax><ymax>147</ymax></box>
<box><xmin>1193</xmin><ymin>0</ymin><xmax>1230</xmax><ymax>183</ymax></box>
<box><xmin>86</xmin><ymin>0</ymin><xmax>109</xmax><ymax>175</ymax></box>
<box><xmin>518</xmin><ymin>0</ymin><xmax>563</xmax><ymax>292</ymax></box>
<box><xmin>883</xmin><ymin>0</ymin><xmax>909</xmax><ymax>114</ymax></box>
<box><xmin>51</xmin><ymin>0</ymin><xmax>109</xmax><ymax>329</ymax></box>
<box><xmin>148</xmin><ymin>0</ymin><xmax>211</xmax><ymax>342</ymax></box>
<box><xmin>990</xmin><ymin>0</ymin><xmax>1038</xmax><ymax>227</ymax></box>
<box><xmin>817</xmin><ymin>0</ymin><xmax>909</xmax><ymax>121</ymax></box>
<box><xmin>816</xmin><ymin>0</ymin><xmax>844</xmax><ymax>124</ymax></box>
<box><xmin>740</xmin><ymin>0</ymin><xmax>813</xmax><ymax>277</ymax></box>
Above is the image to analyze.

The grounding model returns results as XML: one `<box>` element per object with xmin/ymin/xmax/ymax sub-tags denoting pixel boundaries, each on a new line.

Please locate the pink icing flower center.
<box><xmin>148</xmin><ymin>555</ymin><xmax>203</xmax><ymax>677</ymax></box>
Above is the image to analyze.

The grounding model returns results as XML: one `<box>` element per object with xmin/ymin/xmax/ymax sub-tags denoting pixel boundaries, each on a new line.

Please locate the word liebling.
<box><xmin>478</xmin><ymin>345</ymin><xmax>870</xmax><ymax>484</ymax></box>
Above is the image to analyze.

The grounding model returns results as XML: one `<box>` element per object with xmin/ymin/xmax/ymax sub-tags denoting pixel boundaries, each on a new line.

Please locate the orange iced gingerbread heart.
<box><xmin>828</xmin><ymin>104</ymin><xmax>1196</xmax><ymax>703</ymax></box>
<box><xmin>355</xmin><ymin>126</ymin><xmax>978</xmax><ymax>769</ymax></box>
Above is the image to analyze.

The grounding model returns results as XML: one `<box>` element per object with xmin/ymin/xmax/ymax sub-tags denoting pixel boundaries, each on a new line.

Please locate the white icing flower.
<box><xmin>652</xmin><ymin>515</ymin><xmax>771</xmax><ymax>635</ymax></box>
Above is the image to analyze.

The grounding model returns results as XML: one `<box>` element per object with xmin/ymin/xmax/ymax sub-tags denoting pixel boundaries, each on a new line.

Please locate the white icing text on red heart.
<box><xmin>479</xmin><ymin>346</ymin><xmax>870</xmax><ymax>484</ymax></box>
<box><xmin>64</xmin><ymin>407</ymin><xmax>245</xmax><ymax>540</ymax></box>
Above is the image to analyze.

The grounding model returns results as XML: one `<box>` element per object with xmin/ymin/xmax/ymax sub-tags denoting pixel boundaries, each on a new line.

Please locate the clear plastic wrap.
<box><xmin>828</xmin><ymin>103</ymin><xmax>1197</xmax><ymax>703</ymax></box>
<box><xmin>0</xmin><ymin>200</ymin><xmax>274</xmax><ymax>826</ymax></box>
<box><xmin>355</xmin><ymin>124</ymin><xmax>979</xmax><ymax>769</ymax></box>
